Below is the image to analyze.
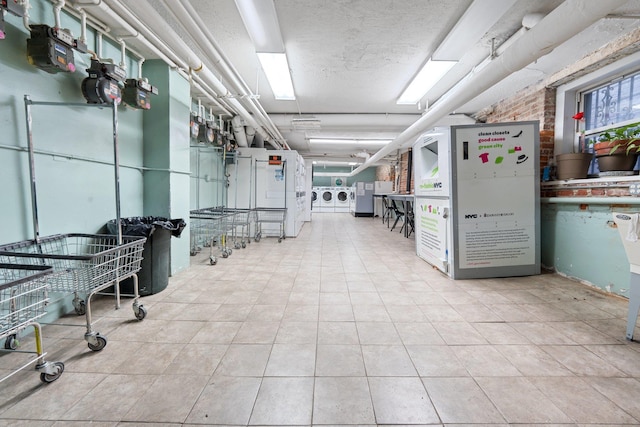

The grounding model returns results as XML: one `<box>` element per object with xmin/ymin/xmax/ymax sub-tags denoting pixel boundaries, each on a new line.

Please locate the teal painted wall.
<box><xmin>143</xmin><ymin>61</ymin><xmax>192</xmax><ymax>274</ymax></box>
<box><xmin>0</xmin><ymin>1</ymin><xmax>148</xmax><ymax>338</ymax></box>
<box><xmin>0</xmin><ymin>1</ymin><xmax>144</xmax><ymax>242</ymax></box>
<box><xmin>312</xmin><ymin>166</ymin><xmax>377</xmax><ymax>186</ymax></box>
<box><xmin>541</xmin><ymin>203</ymin><xmax>634</xmax><ymax>296</ymax></box>
<box><xmin>190</xmin><ymin>146</ymin><xmax>227</xmax><ymax>210</ymax></box>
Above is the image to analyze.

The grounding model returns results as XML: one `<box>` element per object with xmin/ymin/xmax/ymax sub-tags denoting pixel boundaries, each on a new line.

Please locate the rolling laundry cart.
<box><xmin>0</xmin><ymin>96</ymin><xmax>150</xmax><ymax>352</ymax></box>
<box><xmin>190</xmin><ymin>209</ymin><xmax>234</xmax><ymax>265</ymax></box>
<box><xmin>253</xmin><ymin>158</ymin><xmax>287</xmax><ymax>242</ymax></box>
<box><xmin>253</xmin><ymin>208</ymin><xmax>287</xmax><ymax>243</ymax></box>
<box><xmin>0</xmin><ymin>264</ymin><xmax>64</xmax><ymax>384</ymax></box>
<box><xmin>197</xmin><ymin>207</ymin><xmax>253</xmax><ymax>249</ymax></box>
<box><xmin>0</xmin><ymin>234</ymin><xmax>147</xmax><ymax>351</ymax></box>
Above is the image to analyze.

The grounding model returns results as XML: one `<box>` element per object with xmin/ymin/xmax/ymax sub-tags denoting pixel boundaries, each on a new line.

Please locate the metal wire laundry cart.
<box><xmin>253</xmin><ymin>208</ymin><xmax>287</xmax><ymax>243</ymax></box>
<box><xmin>0</xmin><ymin>263</ymin><xmax>64</xmax><ymax>383</ymax></box>
<box><xmin>196</xmin><ymin>207</ymin><xmax>253</xmax><ymax>249</ymax></box>
<box><xmin>0</xmin><ymin>234</ymin><xmax>147</xmax><ymax>351</ymax></box>
<box><xmin>1</xmin><ymin>96</ymin><xmax>150</xmax><ymax>352</ymax></box>
<box><xmin>189</xmin><ymin>210</ymin><xmax>234</xmax><ymax>265</ymax></box>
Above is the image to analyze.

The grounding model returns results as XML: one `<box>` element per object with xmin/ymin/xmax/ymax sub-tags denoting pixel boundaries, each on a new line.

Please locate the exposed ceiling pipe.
<box><xmin>162</xmin><ymin>0</ymin><xmax>289</xmax><ymax>149</ymax></box>
<box><xmin>349</xmin><ymin>0</ymin><xmax>629</xmax><ymax>177</ymax></box>
<box><xmin>69</xmin><ymin>0</ymin><xmax>232</xmax><ymax>117</ymax></box>
<box><xmin>113</xmin><ymin>0</ymin><xmax>282</xmax><ymax>150</ymax></box>
<box><xmin>231</xmin><ymin>116</ymin><xmax>248</xmax><ymax>147</ymax></box>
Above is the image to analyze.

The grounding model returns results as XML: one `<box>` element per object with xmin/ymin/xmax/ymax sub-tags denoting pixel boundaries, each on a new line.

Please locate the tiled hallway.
<box><xmin>2</xmin><ymin>213</ymin><xmax>640</xmax><ymax>426</ymax></box>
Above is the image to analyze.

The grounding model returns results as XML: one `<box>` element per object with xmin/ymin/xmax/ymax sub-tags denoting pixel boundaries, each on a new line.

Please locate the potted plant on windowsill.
<box><xmin>594</xmin><ymin>122</ymin><xmax>640</xmax><ymax>175</ymax></box>
<box><xmin>555</xmin><ymin>113</ymin><xmax>593</xmax><ymax>180</ymax></box>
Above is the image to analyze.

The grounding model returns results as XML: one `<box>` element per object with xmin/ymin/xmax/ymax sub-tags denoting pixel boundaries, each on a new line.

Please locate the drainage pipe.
<box><xmin>350</xmin><ymin>0</ymin><xmax>629</xmax><ymax>176</ymax></box>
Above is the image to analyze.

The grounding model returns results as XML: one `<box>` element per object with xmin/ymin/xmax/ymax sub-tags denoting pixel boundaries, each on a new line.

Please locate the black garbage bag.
<box><xmin>107</xmin><ymin>216</ymin><xmax>186</xmax><ymax>238</ymax></box>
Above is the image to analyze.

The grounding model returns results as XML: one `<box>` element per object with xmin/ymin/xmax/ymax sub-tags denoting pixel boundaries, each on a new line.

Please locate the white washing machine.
<box><xmin>334</xmin><ymin>187</ymin><xmax>350</xmax><ymax>212</ymax></box>
<box><xmin>311</xmin><ymin>187</ymin><xmax>320</xmax><ymax>212</ymax></box>
<box><xmin>319</xmin><ymin>187</ymin><xmax>334</xmax><ymax>212</ymax></box>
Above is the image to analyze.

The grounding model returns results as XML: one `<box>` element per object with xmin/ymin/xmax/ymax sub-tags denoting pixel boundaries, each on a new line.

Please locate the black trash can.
<box><xmin>107</xmin><ymin>216</ymin><xmax>186</xmax><ymax>296</ymax></box>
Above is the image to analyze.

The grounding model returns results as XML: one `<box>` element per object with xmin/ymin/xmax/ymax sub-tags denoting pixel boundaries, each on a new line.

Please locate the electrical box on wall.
<box><xmin>123</xmin><ymin>78</ymin><xmax>158</xmax><ymax>110</ymax></box>
<box><xmin>1</xmin><ymin>0</ymin><xmax>24</xmax><ymax>39</ymax></box>
<box><xmin>26</xmin><ymin>24</ymin><xmax>86</xmax><ymax>73</ymax></box>
<box><xmin>81</xmin><ymin>59</ymin><xmax>126</xmax><ymax>104</ymax></box>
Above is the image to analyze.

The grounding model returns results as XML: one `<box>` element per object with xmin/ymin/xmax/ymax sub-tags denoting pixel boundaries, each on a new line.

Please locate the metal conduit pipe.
<box><xmin>101</xmin><ymin>0</ymin><xmax>202</xmax><ymax>70</ymax></box>
<box><xmin>161</xmin><ymin>0</ymin><xmax>287</xmax><ymax>148</ymax></box>
<box><xmin>175</xmin><ymin>0</ymin><xmax>287</xmax><ymax>148</ymax></box>
<box><xmin>349</xmin><ymin>0</ymin><xmax>629</xmax><ymax>177</ymax></box>
<box><xmin>116</xmin><ymin>0</ymin><xmax>278</xmax><ymax>148</ymax></box>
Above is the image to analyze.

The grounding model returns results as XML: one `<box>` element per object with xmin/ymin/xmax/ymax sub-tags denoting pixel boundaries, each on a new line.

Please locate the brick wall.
<box><xmin>481</xmin><ymin>86</ymin><xmax>557</xmax><ymax>170</ymax></box>
<box><xmin>375</xmin><ymin>164</ymin><xmax>394</xmax><ymax>185</ymax></box>
<box><xmin>397</xmin><ymin>150</ymin><xmax>413</xmax><ymax>194</ymax></box>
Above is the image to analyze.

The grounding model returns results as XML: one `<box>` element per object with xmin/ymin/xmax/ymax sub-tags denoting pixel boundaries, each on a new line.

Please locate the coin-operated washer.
<box><xmin>612</xmin><ymin>212</ymin><xmax>640</xmax><ymax>340</ymax></box>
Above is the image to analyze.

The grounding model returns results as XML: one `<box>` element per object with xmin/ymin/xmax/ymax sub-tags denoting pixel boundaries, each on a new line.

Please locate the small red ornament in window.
<box><xmin>572</xmin><ymin>112</ymin><xmax>584</xmax><ymax>120</ymax></box>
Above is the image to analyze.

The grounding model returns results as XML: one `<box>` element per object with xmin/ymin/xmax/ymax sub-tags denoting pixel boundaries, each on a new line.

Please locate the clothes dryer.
<box><xmin>311</xmin><ymin>187</ymin><xmax>320</xmax><ymax>211</ymax></box>
<box><xmin>334</xmin><ymin>187</ymin><xmax>350</xmax><ymax>212</ymax></box>
<box><xmin>319</xmin><ymin>187</ymin><xmax>334</xmax><ymax>212</ymax></box>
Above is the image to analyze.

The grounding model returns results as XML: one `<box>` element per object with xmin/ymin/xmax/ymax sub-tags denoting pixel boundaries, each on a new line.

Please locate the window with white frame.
<box><xmin>579</xmin><ymin>69</ymin><xmax>640</xmax><ymax>173</ymax></box>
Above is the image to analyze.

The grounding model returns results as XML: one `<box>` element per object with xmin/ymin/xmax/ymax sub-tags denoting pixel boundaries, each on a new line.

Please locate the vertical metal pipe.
<box><xmin>112</xmin><ymin>103</ymin><xmax>122</xmax><ymax>245</ymax></box>
<box><xmin>24</xmin><ymin>95</ymin><xmax>40</xmax><ymax>241</ymax></box>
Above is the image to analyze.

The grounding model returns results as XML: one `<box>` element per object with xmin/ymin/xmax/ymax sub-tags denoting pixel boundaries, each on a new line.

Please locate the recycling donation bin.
<box><xmin>107</xmin><ymin>216</ymin><xmax>186</xmax><ymax>296</ymax></box>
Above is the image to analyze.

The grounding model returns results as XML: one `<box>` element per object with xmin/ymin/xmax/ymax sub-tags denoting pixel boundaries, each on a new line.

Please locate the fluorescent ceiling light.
<box><xmin>257</xmin><ymin>53</ymin><xmax>295</xmax><ymax>100</ymax></box>
<box><xmin>309</xmin><ymin>138</ymin><xmax>392</xmax><ymax>145</ymax></box>
<box><xmin>234</xmin><ymin>0</ymin><xmax>284</xmax><ymax>52</ymax></box>
<box><xmin>397</xmin><ymin>59</ymin><xmax>457</xmax><ymax>105</ymax></box>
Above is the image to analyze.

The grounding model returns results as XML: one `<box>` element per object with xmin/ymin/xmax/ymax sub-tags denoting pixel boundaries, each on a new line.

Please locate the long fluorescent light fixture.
<box><xmin>235</xmin><ymin>0</ymin><xmax>296</xmax><ymax>100</ymax></box>
<box><xmin>309</xmin><ymin>138</ymin><xmax>392</xmax><ymax>145</ymax></box>
<box><xmin>257</xmin><ymin>53</ymin><xmax>295</xmax><ymax>100</ymax></box>
<box><xmin>397</xmin><ymin>59</ymin><xmax>457</xmax><ymax>105</ymax></box>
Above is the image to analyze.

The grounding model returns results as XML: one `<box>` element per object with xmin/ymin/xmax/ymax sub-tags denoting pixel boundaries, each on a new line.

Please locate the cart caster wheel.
<box><xmin>190</xmin><ymin>250</ymin><xmax>197</xmax><ymax>256</ymax></box>
<box><xmin>278</xmin><ymin>238</ymin><xmax>282</xmax><ymax>243</ymax></box>
<box><xmin>228</xmin><ymin>248</ymin><xmax>233</xmax><ymax>255</ymax></box>
<box><xmin>74</xmin><ymin>300</ymin><xmax>86</xmax><ymax>316</ymax></box>
<box><xmin>234</xmin><ymin>242</ymin><xmax>241</xmax><ymax>249</ymax></box>
<box><xmin>4</xmin><ymin>334</ymin><xmax>18</xmax><ymax>350</ymax></box>
<box><xmin>40</xmin><ymin>362</ymin><xmax>64</xmax><ymax>383</ymax></box>
<box><xmin>242</xmin><ymin>242</ymin><xmax>247</xmax><ymax>248</ymax></box>
<box><xmin>88</xmin><ymin>335</ymin><xmax>107</xmax><ymax>352</ymax></box>
<box><xmin>222</xmin><ymin>251</ymin><xmax>229</xmax><ymax>258</ymax></box>
<box><xmin>210</xmin><ymin>256</ymin><xmax>217</xmax><ymax>265</ymax></box>
<box><xmin>134</xmin><ymin>305</ymin><xmax>147</xmax><ymax>321</ymax></box>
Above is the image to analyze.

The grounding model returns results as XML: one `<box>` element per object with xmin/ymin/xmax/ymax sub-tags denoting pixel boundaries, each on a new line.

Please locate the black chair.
<box><xmin>381</xmin><ymin>196</ymin><xmax>392</xmax><ymax>228</ymax></box>
<box><xmin>390</xmin><ymin>199</ymin><xmax>405</xmax><ymax>232</ymax></box>
<box><xmin>403</xmin><ymin>201</ymin><xmax>415</xmax><ymax>237</ymax></box>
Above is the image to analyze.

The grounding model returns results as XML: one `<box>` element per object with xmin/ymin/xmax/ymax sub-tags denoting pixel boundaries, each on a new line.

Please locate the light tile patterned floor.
<box><xmin>2</xmin><ymin>212</ymin><xmax>640</xmax><ymax>426</ymax></box>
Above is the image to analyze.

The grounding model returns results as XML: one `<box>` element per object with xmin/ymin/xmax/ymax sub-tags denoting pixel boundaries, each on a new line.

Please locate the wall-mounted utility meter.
<box><xmin>1</xmin><ymin>0</ymin><xmax>25</xmax><ymax>39</ymax></box>
<box><xmin>26</xmin><ymin>24</ymin><xmax>86</xmax><ymax>73</ymax></box>
<box><xmin>123</xmin><ymin>78</ymin><xmax>158</xmax><ymax>110</ymax></box>
<box><xmin>81</xmin><ymin>59</ymin><xmax>126</xmax><ymax>104</ymax></box>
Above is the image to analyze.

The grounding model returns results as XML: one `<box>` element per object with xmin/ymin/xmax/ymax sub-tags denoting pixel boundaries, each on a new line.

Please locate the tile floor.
<box><xmin>2</xmin><ymin>213</ymin><xmax>640</xmax><ymax>426</ymax></box>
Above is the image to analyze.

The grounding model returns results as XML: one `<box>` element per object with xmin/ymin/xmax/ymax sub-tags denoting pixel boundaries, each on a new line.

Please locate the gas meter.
<box><xmin>26</xmin><ymin>24</ymin><xmax>85</xmax><ymax>73</ymax></box>
<box><xmin>123</xmin><ymin>78</ymin><xmax>158</xmax><ymax>110</ymax></box>
<box><xmin>81</xmin><ymin>59</ymin><xmax>126</xmax><ymax>104</ymax></box>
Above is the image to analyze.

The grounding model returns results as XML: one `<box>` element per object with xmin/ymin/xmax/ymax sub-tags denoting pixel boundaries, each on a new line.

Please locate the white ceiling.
<box><xmin>76</xmin><ymin>0</ymin><xmax>640</xmax><ymax>166</ymax></box>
